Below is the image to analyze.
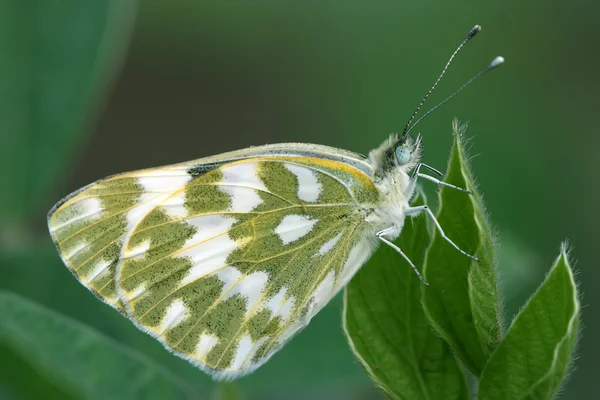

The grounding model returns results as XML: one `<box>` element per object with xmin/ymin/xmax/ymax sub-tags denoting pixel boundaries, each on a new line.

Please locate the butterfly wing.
<box><xmin>48</xmin><ymin>145</ymin><xmax>381</xmax><ymax>379</ymax></box>
<box><xmin>47</xmin><ymin>164</ymin><xmax>194</xmax><ymax>311</ymax></box>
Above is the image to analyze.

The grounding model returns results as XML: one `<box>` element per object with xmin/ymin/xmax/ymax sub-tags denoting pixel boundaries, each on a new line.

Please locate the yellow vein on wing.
<box><xmin>74</xmin><ymin>201</ymin><xmax>355</xmax><ymax>276</ymax></box>
<box><xmin>213</xmin><ymin>223</ymin><xmax>354</xmax><ymax>368</ymax></box>
<box><xmin>120</xmin><ymin>205</ymin><xmax>353</xmax><ymax>283</ymax></box>
<box><xmin>168</xmin><ymin>219</ymin><xmax>350</xmax><ymax>348</ymax></box>
<box><xmin>124</xmin><ymin>203</ymin><xmax>354</xmax><ymax>244</ymax></box>
<box><xmin>258</xmin><ymin>220</ymin><xmax>362</xmax><ymax>355</ymax></box>
<box><xmin>186</xmin><ymin>182</ymin><xmax>294</xmax><ymax>206</ymax></box>
<box><xmin>282</xmin><ymin>160</ymin><xmax>360</xmax><ymax>206</ymax></box>
<box><xmin>56</xmin><ymin>191</ymin><xmax>175</xmax><ymax>246</ymax></box>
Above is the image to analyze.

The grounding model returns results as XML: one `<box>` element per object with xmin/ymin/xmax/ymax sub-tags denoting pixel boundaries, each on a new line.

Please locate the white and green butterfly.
<box><xmin>48</xmin><ymin>25</ymin><xmax>502</xmax><ymax>380</ymax></box>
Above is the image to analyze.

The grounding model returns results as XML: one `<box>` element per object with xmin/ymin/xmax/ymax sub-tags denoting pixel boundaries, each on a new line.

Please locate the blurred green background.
<box><xmin>1</xmin><ymin>1</ymin><xmax>597</xmax><ymax>399</ymax></box>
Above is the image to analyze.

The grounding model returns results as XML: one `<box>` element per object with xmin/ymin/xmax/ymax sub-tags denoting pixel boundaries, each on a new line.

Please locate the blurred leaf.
<box><xmin>422</xmin><ymin>120</ymin><xmax>501</xmax><ymax>376</ymax></box>
<box><xmin>212</xmin><ymin>382</ymin><xmax>243</xmax><ymax>400</ymax></box>
<box><xmin>344</xmin><ymin>191</ymin><xmax>468</xmax><ymax>400</ymax></box>
<box><xmin>0</xmin><ymin>342</ymin><xmax>77</xmax><ymax>400</ymax></box>
<box><xmin>0</xmin><ymin>0</ymin><xmax>137</xmax><ymax>224</ymax></box>
<box><xmin>478</xmin><ymin>244</ymin><xmax>580</xmax><ymax>400</ymax></box>
<box><xmin>0</xmin><ymin>291</ymin><xmax>200</xmax><ymax>400</ymax></box>
<box><xmin>497</xmin><ymin>233</ymin><xmax>544</xmax><ymax>318</ymax></box>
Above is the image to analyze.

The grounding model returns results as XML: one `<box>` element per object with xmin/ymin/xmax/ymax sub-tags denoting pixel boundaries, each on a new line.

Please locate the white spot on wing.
<box><xmin>136</xmin><ymin>169</ymin><xmax>192</xmax><ymax>193</ymax></box>
<box><xmin>128</xmin><ymin>283</ymin><xmax>148</xmax><ymax>300</ymax></box>
<box><xmin>125</xmin><ymin>239</ymin><xmax>151</xmax><ymax>260</ymax></box>
<box><xmin>51</xmin><ymin>197</ymin><xmax>103</xmax><ymax>232</ymax></box>
<box><xmin>219</xmin><ymin>162</ymin><xmax>266</xmax><ymax>212</ymax></box>
<box><xmin>86</xmin><ymin>259</ymin><xmax>111</xmax><ymax>282</ymax></box>
<box><xmin>178</xmin><ymin>216</ymin><xmax>238</xmax><ymax>286</ymax></box>
<box><xmin>279</xmin><ymin>297</ymin><xmax>295</xmax><ymax>323</ymax></box>
<box><xmin>312</xmin><ymin>270</ymin><xmax>336</xmax><ymax>314</ymax></box>
<box><xmin>337</xmin><ymin>240</ymin><xmax>377</xmax><ymax>289</ymax></box>
<box><xmin>275</xmin><ymin>215</ymin><xmax>317</xmax><ymax>245</ymax></box>
<box><xmin>64</xmin><ymin>241</ymin><xmax>87</xmax><ymax>260</ymax></box>
<box><xmin>222</xmin><ymin>271</ymin><xmax>269</xmax><ymax>315</ymax></box>
<box><xmin>187</xmin><ymin>215</ymin><xmax>237</xmax><ymax>242</ymax></box>
<box><xmin>158</xmin><ymin>299</ymin><xmax>189</xmax><ymax>334</ymax></box>
<box><xmin>196</xmin><ymin>333</ymin><xmax>219</xmax><ymax>360</ymax></box>
<box><xmin>284</xmin><ymin>163</ymin><xmax>322</xmax><ymax>202</ymax></box>
<box><xmin>220</xmin><ymin>186</ymin><xmax>262</xmax><ymax>213</ymax></box>
<box><xmin>230</xmin><ymin>334</ymin><xmax>269</xmax><ymax>371</ymax></box>
<box><xmin>220</xmin><ymin>162</ymin><xmax>267</xmax><ymax>191</ymax></box>
<box><xmin>317</xmin><ymin>232</ymin><xmax>343</xmax><ymax>256</ymax></box>
<box><xmin>124</xmin><ymin>171</ymin><xmax>192</xmax><ymax>233</ymax></box>
<box><xmin>214</xmin><ymin>266</ymin><xmax>242</xmax><ymax>295</ymax></box>
<box><xmin>265</xmin><ymin>287</ymin><xmax>295</xmax><ymax>324</ymax></box>
<box><xmin>161</xmin><ymin>190</ymin><xmax>187</xmax><ymax>218</ymax></box>
<box><xmin>125</xmin><ymin>192</ymin><xmax>172</xmax><ymax>231</ymax></box>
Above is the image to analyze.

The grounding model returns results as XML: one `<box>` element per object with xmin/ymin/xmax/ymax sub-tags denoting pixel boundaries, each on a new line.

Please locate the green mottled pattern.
<box><xmin>118</xmin><ymin>158</ymin><xmax>376</xmax><ymax>374</ymax></box>
<box><xmin>49</xmin><ymin>155</ymin><xmax>380</xmax><ymax>376</ymax></box>
<box><xmin>48</xmin><ymin>177</ymin><xmax>145</xmax><ymax>309</ymax></box>
<box><xmin>286</xmin><ymin>157</ymin><xmax>379</xmax><ymax>205</ymax></box>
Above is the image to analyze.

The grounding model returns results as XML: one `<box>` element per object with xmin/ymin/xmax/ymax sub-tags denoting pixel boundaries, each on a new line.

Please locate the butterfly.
<box><xmin>48</xmin><ymin>25</ymin><xmax>502</xmax><ymax>380</ymax></box>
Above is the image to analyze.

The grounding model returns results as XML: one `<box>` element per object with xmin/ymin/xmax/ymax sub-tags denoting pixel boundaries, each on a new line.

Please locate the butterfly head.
<box><xmin>395</xmin><ymin>133</ymin><xmax>422</xmax><ymax>167</ymax></box>
<box><xmin>369</xmin><ymin>133</ymin><xmax>422</xmax><ymax>180</ymax></box>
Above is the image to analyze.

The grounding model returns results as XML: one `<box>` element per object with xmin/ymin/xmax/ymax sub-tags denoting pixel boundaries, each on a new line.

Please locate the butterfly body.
<box><xmin>48</xmin><ymin>133</ymin><xmax>426</xmax><ymax>379</ymax></box>
<box><xmin>366</xmin><ymin>134</ymin><xmax>421</xmax><ymax>239</ymax></box>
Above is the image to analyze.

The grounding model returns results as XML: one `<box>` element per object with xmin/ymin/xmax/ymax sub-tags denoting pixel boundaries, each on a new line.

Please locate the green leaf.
<box><xmin>422</xmin><ymin>120</ymin><xmax>502</xmax><ymax>376</ymax></box>
<box><xmin>0</xmin><ymin>342</ymin><xmax>78</xmax><ymax>399</ymax></box>
<box><xmin>212</xmin><ymin>382</ymin><xmax>243</xmax><ymax>400</ymax></box>
<box><xmin>343</xmin><ymin>190</ymin><xmax>468</xmax><ymax>400</ymax></box>
<box><xmin>478</xmin><ymin>244</ymin><xmax>580</xmax><ymax>400</ymax></box>
<box><xmin>0</xmin><ymin>1</ymin><xmax>137</xmax><ymax>223</ymax></box>
<box><xmin>0</xmin><ymin>291</ymin><xmax>200</xmax><ymax>400</ymax></box>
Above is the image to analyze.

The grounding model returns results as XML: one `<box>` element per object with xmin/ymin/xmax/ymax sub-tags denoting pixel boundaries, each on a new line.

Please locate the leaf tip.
<box><xmin>556</xmin><ymin>240</ymin><xmax>580</xmax><ymax>297</ymax></box>
<box><xmin>451</xmin><ymin>118</ymin><xmax>469</xmax><ymax>140</ymax></box>
<box><xmin>551</xmin><ymin>240</ymin><xmax>583</xmax><ymax>395</ymax></box>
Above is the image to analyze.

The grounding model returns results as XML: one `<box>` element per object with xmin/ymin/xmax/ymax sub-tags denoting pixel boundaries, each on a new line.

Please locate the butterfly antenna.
<box><xmin>401</xmin><ymin>25</ymin><xmax>481</xmax><ymax>140</ymax></box>
<box><xmin>406</xmin><ymin>56</ymin><xmax>505</xmax><ymax>135</ymax></box>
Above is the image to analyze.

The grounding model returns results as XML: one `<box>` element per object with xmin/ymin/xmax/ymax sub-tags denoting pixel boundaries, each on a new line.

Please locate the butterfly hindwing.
<box><xmin>116</xmin><ymin>157</ymin><xmax>378</xmax><ymax>379</ymax></box>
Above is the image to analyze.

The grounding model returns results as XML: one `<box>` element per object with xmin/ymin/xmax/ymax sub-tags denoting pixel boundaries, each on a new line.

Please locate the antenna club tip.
<box><xmin>469</xmin><ymin>25</ymin><xmax>482</xmax><ymax>38</ymax></box>
<box><xmin>490</xmin><ymin>56</ymin><xmax>505</xmax><ymax>68</ymax></box>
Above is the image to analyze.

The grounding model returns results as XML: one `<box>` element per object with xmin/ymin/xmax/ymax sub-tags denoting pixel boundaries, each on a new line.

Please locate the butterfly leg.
<box><xmin>417</xmin><ymin>172</ymin><xmax>471</xmax><ymax>194</ymax></box>
<box><xmin>411</xmin><ymin>162</ymin><xmax>443</xmax><ymax>178</ymax></box>
<box><xmin>376</xmin><ymin>228</ymin><xmax>429</xmax><ymax>285</ymax></box>
<box><xmin>405</xmin><ymin>205</ymin><xmax>479</xmax><ymax>262</ymax></box>
<box><xmin>410</xmin><ymin>163</ymin><xmax>471</xmax><ymax>194</ymax></box>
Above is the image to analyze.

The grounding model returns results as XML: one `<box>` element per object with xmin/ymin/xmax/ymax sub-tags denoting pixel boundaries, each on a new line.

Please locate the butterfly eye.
<box><xmin>395</xmin><ymin>146</ymin><xmax>411</xmax><ymax>166</ymax></box>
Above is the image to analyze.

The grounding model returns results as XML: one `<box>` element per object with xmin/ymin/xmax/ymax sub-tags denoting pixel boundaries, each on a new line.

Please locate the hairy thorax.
<box><xmin>364</xmin><ymin>167</ymin><xmax>414</xmax><ymax>240</ymax></box>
